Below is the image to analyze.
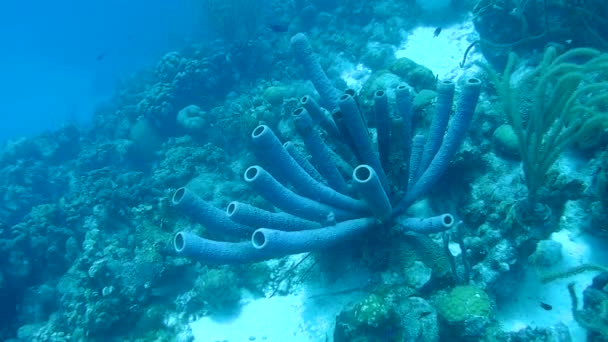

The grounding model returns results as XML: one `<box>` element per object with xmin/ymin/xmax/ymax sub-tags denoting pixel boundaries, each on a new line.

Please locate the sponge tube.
<box><xmin>352</xmin><ymin>165</ymin><xmax>392</xmax><ymax>222</ymax></box>
<box><xmin>395</xmin><ymin>84</ymin><xmax>413</xmax><ymax>157</ymax></box>
<box><xmin>408</xmin><ymin>134</ymin><xmax>426</xmax><ymax>188</ymax></box>
<box><xmin>291</xmin><ymin>33</ymin><xmax>342</xmax><ymax>110</ymax></box>
<box><xmin>292</xmin><ymin>107</ymin><xmax>347</xmax><ymax>193</ymax></box>
<box><xmin>300</xmin><ymin>95</ymin><xmax>340</xmax><ymax>139</ymax></box>
<box><xmin>244</xmin><ymin>165</ymin><xmax>356</xmax><ymax>223</ymax></box>
<box><xmin>417</xmin><ymin>80</ymin><xmax>455</xmax><ymax>180</ymax></box>
<box><xmin>395</xmin><ymin>78</ymin><xmax>481</xmax><ymax>214</ymax></box>
<box><xmin>251</xmin><ymin>218</ymin><xmax>376</xmax><ymax>255</ymax></box>
<box><xmin>226</xmin><ymin>201</ymin><xmax>322</xmax><ymax>231</ymax></box>
<box><xmin>172</xmin><ymin>187</ymin><xmax>252</xmax><ymax>236</ymax></box>
<box><xmin>373</xmin><ymin>90</ymin><xmax>391</xmax><ymax>168</ymax></box>
<box><xmin>283</xmin><ymin>141</ymin><xmax>325</xmax><ymax>183</ymax></box>
<box><xmin>395</xmin><ymin>214</ymin><xmax>455</xmax><ymax>234</ymax></box>
<box><xmin>174</xmin><ymin>232</ymin><xmax>274</xmax><ymax>264</ymax></box>
<box><xmin>338</xmin><ymin>94</ymin><xmax>389</xmax><ymax>192</ymax></box>
<box><xmin>251</xmin><ymin>125</ymin><xmax>368</xmax><ymax>214</ymax></box>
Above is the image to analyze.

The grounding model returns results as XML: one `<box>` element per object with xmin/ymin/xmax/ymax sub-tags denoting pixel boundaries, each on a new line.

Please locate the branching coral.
<box><xmin>473</xmin><ymin>0</ymin><xmax>608</xmax><ymax>51</ymax></box>
<box><xmin>481</xmin><ymin>46</ymin><xmax>608</xmax><ymax>206</ymax></box>
<box><xmin>568</xmin><ymin>280</ymin><xmax>608</xmax><ymax>338</ymax></box>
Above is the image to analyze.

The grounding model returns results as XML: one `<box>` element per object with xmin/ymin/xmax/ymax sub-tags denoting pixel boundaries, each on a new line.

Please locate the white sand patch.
<box><xmin>496</xmin><ymin>201</ymin><xmax>608</xmax><ymax>340</ymax></box>
<box><xmin>189</xmin><ymin>291</ymin><xmax>360</xmax><ymax>342</ymax></box>
<box><xmin>189</xmin><ymin>267</ymin><xmax>370</xmax><ymax>342</ymax></box>
<box><xmin>395</xmin><ymin>19</ymin><xmax>483</xmax><ymax>80</ymax></box>
<box><xmin>340</xmin><ymin>18</ymin><xmax>483</xmax><ymax>91</ymax></box>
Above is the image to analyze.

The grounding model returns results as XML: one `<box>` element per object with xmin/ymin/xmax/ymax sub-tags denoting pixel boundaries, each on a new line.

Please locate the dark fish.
<box><xmin>540</xmin><ymin>302</ymin><xmax>552</xmax><ymax>311</ymax></box>
<box><xmin>96</xmin><ymin>52</ymin><xmax>107</xmax><ymax>61</ymax></box>
<box><xmin>434</xmin><ymin>27</ymin><xmax>442</xmax><ymax>37</ymax></box>
<box><xmin>267</xmin><ymin>23</ymin><xmax>289</xmax><ymax>33</ymax></box>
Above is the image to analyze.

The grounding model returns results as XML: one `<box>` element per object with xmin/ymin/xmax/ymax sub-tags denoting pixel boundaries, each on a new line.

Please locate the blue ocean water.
<box><xmin>1</xmin><ymin>1</ymin><xmax>607</xmax><ymax>341</ymax></box>
<box><xmin>0</xmin><ymin>0</ymin><xmax>205</xmax><ymax>142</ymax></box>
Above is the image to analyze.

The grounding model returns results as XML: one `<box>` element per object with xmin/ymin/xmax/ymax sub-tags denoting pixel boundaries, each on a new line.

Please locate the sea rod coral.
<box><xmin>171</xmin><ymin>33</ymin><xmax>481</xmax><ymax>264</ymax></box>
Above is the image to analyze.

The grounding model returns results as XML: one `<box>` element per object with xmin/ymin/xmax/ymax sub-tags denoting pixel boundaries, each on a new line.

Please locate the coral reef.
<box><xmin>1</xmin><ymin>0</ymin><xmax>607</xmax><ymax>341</ymax></box>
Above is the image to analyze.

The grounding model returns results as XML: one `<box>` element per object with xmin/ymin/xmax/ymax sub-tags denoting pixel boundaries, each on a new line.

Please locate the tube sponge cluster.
<box><xmin>172</xmin><ymin>33</ymin><xmax>481</xmax><ymax>265</ymax></box>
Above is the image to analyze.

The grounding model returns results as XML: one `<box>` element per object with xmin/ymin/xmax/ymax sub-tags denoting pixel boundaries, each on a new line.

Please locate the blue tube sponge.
<box><xmin>251</xmin><ymin>218</ymin><xmax>377</xmax><ymax>255</ymax></box>
<box><xmin>291</xmin><ymin>33</ymin><xmax>342</xmax><ymax>110</ymax></box>
<box><xmin>244</xmin><ymin>165</ymin><xmax>355</xmax><ymax>223</ymax></box>
<box><xmin>417</xmin><ymin>80</ymin><xmax>456</xmax><ymax>178</ymax></box>
<box><xmin>174</xmin><ymin>232</ymin><xmax>274</xmax><ymax>264</ymax></box>
<box><xmin>226</xmin><ymin>201</ymin><xmax>322</xmax><ymax>231</ymax></box>
<box><xmin>395</xmin><ymin>214</ymin><xmax>455</xmax><ymax>234</ymax></box>
<box><xmin>408</xmin><ymin>134</ymin><xmax>426</xmax><ymax>188</ymax></box>
<box><xmin>283</xmin><ymin>141</ymin><xmax>325</xmax><ymax>183</ymax></box>
<box><xmin>292</xmin><ymin>107</ymin><xmax>347</xmax><ymax>193</ymax></box>
<box><xmin>251</xmin><ymin>125</ymin><xmax>368</xmax><ymax>214</ymax></box>
<box><xmin>338</xmin><ymin>93</ymin><xmax>389</xmax><ymax>192</ymax></box>
<box><xmin>395</xmin><ymin>78</ymin><xmax>481</xmax><ymax>214</ymax></box>
<box><xmin>352</xmin><ymin>165</ymin><xmax>392</xmax><ymax>222</ymax></box>
<box><xmin>172</xmin><ymin>187</ymin><xmax>252</xmax><ymax>236</ymax></box>
<box><xmin>300</xmin><ymin>95</ymin><xmax>340</xmax><ymax>139</ymax></box>
<box><xmin>395</xmin><ymin>84</ymin><xmax>413</xmax><ymax>158</ymax></box>
<box><xmin>373</xmin><ymin>90</ymin><xmax>391</xmax><ymax>168</ymax></box>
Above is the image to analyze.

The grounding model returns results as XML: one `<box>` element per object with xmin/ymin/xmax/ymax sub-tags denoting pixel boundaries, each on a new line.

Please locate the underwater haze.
<box><xmin>1</xmin><ymin>0</ymin><xmax>608</xmax><ymax>341</ymax></box>
<box><xmin>0</xmin><ymin>0</ymin><xmax>204</xmax><ymax>142</ymax></box>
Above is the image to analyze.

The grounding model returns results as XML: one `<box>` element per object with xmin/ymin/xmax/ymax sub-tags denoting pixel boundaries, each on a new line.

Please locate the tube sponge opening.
<box><xmin>354</xmin><ymin>165</ymin><xmax>373</xmax><ymax>182</ymax></box>
<box><xmin>442</xmin><ymin>213</ymin><xmax>454</xmax><ymax>226</ymax></box>
<box><xmin>226</xmin><ymin>202</ymin><xmax>237</xmax><ymax>216</ymax></box>
<box><xmin>174</xmin><ymin>232</ymin><xmax>187</xmax><ymax>253</ymax></box>
<box><xmin>252</xmin><ymin>230</ymin><xmax>267</xmax><ymax>249</ymax></box>
<box><xmin>252</xmin><ymin>125</ymin><xmax>266</xmax><ymax>138</ymax></box>
<box><xmin>244</xmin><ymin>166</ymin><xmax>260</xmax><ymax>181</ymax></box>
<box><xmin>172</xmin><ymin>187</ymin><xmax>186</xmax><ymax>204</ymax></box>
<box><xmin>353</xmin><ymin>165</ymin><xmax>391</xmax><ymax>221</ymax></box>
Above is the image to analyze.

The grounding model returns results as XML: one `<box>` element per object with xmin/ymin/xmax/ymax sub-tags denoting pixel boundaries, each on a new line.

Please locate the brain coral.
<box><xmin>177</xmin><ymin>104</ymin><xmax>207</xmax><ymax>131</ymax></box>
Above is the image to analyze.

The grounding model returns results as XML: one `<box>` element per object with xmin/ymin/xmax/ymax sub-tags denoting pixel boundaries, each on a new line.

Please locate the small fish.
<box><xmin>540</xmin><ymin>302</ymin><xmax>552</xmax><ymax>311</ymax></box>
<box><xmin>96</xmin><ymin>52</ymin><xmax>107</xmax><ymax>61</ymax></box>
<box><xmin>267</xmin><ymin>23</ymin><xmax>289</xmax><ymax>33</ymax></box>
<box><xmin>433</xmin><ymin>27</ymin><xmax>442</xmax><ymax>37</ymax></box>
